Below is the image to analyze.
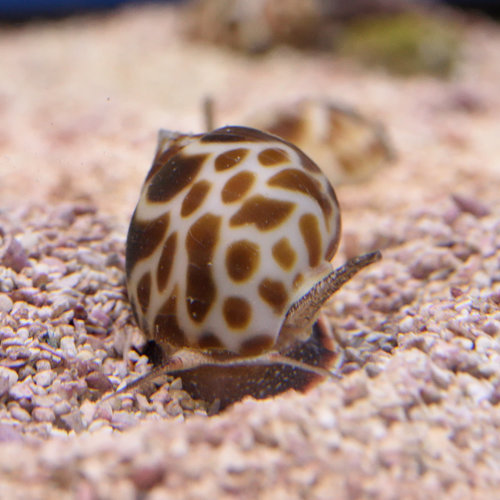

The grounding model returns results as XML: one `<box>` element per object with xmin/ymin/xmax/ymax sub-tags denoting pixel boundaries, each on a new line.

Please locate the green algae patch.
<box><xmin>338</xmin><ymin>13</ymin><xmax>462</xmax><ymax>77</ymax></box>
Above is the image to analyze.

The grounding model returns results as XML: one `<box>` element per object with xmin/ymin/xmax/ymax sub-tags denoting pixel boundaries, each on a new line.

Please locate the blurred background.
<box><xmin>0</xmin><ymin>0</ymin><xmax>498</xmax><ymax>21</ymax></box>
<box><xmin>0</xmin><ymin>0</ymin><xmax>499</xmax><ymax>223</ymax></box>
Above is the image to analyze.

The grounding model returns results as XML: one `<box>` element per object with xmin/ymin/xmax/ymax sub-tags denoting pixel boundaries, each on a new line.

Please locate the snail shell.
<box><xmin>247</xmin><ymin>99</ymin><xmax>394</xmax><ymax>184</ymax></box>
<box><xmin>125</xmin><ymin>125</ymin><xmax>380</xmax><ymax>410</ymax></box>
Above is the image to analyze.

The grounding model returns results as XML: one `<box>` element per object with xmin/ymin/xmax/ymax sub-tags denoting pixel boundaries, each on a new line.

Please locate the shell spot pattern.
<box><xmin>240</xmin><ymin>334</ymin><xmax>275</xmax><ymax>357</ymax></box>
<box><xmin>299</xmin><ymin>213</ymin><xmax>322</xmax><ymax>268</ymax></box>
<box><xmin>258</xmin><ymin>278</ymin><xmax>289</xmax><ymax>314</ymax></box>
<box><xmin>147</xmin><ymin>153</ymin><xmax>208</xmax><ymax>203</ymax></box>
<box><xmin>126</xmin><ymin>126</ymin><xmax>341</xmax><ymax>355</ymax></box>
<box><xmin>272</xmin><ymin>237</ymin><xmax>296</xmax><ymax>271</ymax></box>
<box><xmin>229</xmin><ymin>195</ymin><xmax>295</xmax><ymax>231</ymax></box>
<box><xmin>126</xmin><ymin>213</ymin><xmax>169</xmax><ymax>276</ymax></box>
<box><xmin>268</xmin><ymin>168</ymin><xmax>333</xmax><ymax>228</ymax></box>
<box><xmin>181</xmin><ymin>180</ymin><xmax>211</xmax><ymax>217</ymax></box>
<box><xmin>225</xmin><ymin>239</ymin><xmax>259</xmax><ymax>282</ymax></box>
<box><xmin>157</xmin><ymin>232</ymin><xmax>177</xmax><ymax>292</ymax></box>
<box><xmin>223</xmin><ymin>296</ymin><xmax>252</xmax><ymax>329</ymax></box>
<box><xmin>185</xmin><ymin>213</ymin><xmax>221</xmax><ymax>323</ymax></box>
<box><xmin>201</xmin><ymin>127</ymin><xmax>275</xmax><ymax>143</ymax></box>
<box><xmin>144</xmin><ymin>143</ymin><xmax>182</xmax><ymax>183</ymax></box>
<box><xmin>154</xmin><ymin>287</ymin><xmax>187</xmax><ymax>348</ymax></box>
<box><xmin>198</xmin><ymin>332</ymin><xmax>225</xmax><ymax>350</ymax></box>
<box><xmin>215</xmin><ymin>148</ymin><xmax>249</xmax><ymax>171</ymax></box>
<box><xmin>258</xmin><ymin>147</ymin><xmax>290</xmax><ymax>166</ymax></box>
<box><xmin>137</xmin><ymin>272</ymin><xmax>152</xmax><ymax>315</ymax></box>
<box><xmin>221</xmin><ymin>171</ymin><xmax>255</xmax><ymax>203</ymax></box>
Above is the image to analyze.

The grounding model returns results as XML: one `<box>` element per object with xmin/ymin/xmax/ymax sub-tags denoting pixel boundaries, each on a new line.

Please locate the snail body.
<box><xmin>125</xmin><ymin>126</ymin><xmax>380</xmax><ymax>410</ymax></box>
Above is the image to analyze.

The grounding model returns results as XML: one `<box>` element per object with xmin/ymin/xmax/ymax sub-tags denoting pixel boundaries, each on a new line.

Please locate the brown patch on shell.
<box><xmin>240</xmin><ymin>334</ymin><xmax>275</xmax><ymax>356</ymax></box>
<box><xmin>296</xmin><ymin>149</ymin><xmax>321</xmax><ymax>173</ymax></box>
<box><xmin>258</xmin><ymin>278</ymin><xmax>288</xmax><ymax>314</ymax></box>
<box><xmin>230</xmin><ymin>195</ymin><xmax>294</xmax><ymax>231</ymax></box>
<box><xmin>197</xmin><ymin>332</ymin><xmax>225</xmax><ymax>350</ymax></box>
<box><xmin>215</xmin><ymin>148</ymin><xmax>249</xmax><ymax>171</ymax></box>
<box><xmin>153</xmin><ymin>288</ymin><xmax>187</xmax><ymax>347</ymax></box>
<box><xmin>258</xmin><ymin>147</ymin><xmax>290</xmax><ymax>166</ymax></box>
<box><xmin>299</xmin><ymin>213</ymin><xmax>322</xmax><ymax>267</ymax></box>
<box><xmin>272</xmin><ymin>237</ymin><xmax>296</xmax><ymax>271</ymax></box>
<box><xmin>126</xmin><ymin>212</ymin><xmax>169</xmax><ymax>275</ymax></box>
<box><xmin>201</xmin><ymin>126</ymin><xmax>275</xmax><ymax>143</ymax></box>
<box><xmin>221</xmin><ymin>171</ymin><xmax>255</xmax><ymax>203</ymax></box>
<box><xmin>157</xmin><ymin>232</ymin><xmax>177</xmax><ymax>292</ymax></box>
<box><xmin>293</xmin><ymin>272</ymin><xmax>304</xmax><ymax>289</ymax></box>
<box><xmin>185</xmin><ymin>213</ymin><xmax>221</xmax><ymax>323</ymax></box>
<box><xmin>181</xmin><ymin>180</ymin><xmax>211</xmax><ymax>217</ymax></box>
<box><xmin>137</xmin><ymin>272</ymin><xmax>152</xmax><ymax>315</ymax></box>
<box><xmin>145</xmin><ymin>142</ymin><xmax>184</xmax><ymax>184</ymax></box>
<box><xmin>223</xmin><ymin>296</ymin><xmax>252</xmax><ymax>329</ymax></box>
<box><xmin>324</xmin><ymin>184</ymin><xmax>341</xmax><ymax>260</ymax></box>
<box><xmin>324</xmin><ymin>231</ymin><xmax>340</xmax><ymax>262</ymax></box>
<box><xmin>147</xmin><ymin>153</ymin><xmax>208</xmax><ymax>203</ymax></box>
<box><xmin>268</xmin><ymin>168</ymin><xmax>333</xmax><ymax>225</ymax></box>
<box><xmin>225</xmin><ymin>240</ymin><xmax>259</xmax><ymax>282</ymax></box>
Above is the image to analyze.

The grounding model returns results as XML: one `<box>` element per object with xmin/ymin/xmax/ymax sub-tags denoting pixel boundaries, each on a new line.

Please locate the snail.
<box><xmin>123</xmin><ymin>125</ymin><xmax>381</xmax><ymax>411</ymax></box>
<box><xmin>247</xmin><ymin>99</ymin><xmax>394</xmax><ymax>184</ymax></box>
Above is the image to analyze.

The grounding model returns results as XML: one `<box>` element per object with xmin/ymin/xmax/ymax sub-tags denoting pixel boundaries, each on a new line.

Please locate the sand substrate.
<box><xmin>0</xmin><ymin>5</ymin><xmax>500</xmax><ymax>499</ymax></box>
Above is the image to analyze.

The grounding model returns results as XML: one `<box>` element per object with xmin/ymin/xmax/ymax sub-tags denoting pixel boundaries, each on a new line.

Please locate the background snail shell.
<box><xmin>247</xmin><ymin>99</ymin><xmax>394</xmax><ymax>185</ymax></box>
<box><xmin>125</xmin><ymin>125</ymin><xmax>379</xmax><ymax>410</ymax></box>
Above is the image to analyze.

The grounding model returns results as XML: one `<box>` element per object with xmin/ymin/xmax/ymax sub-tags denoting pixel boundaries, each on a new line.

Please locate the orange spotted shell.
<box><xmin>126</xmin><ymin>126</ymin><xmax>341</xmax><ymax>357</ymax></box>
